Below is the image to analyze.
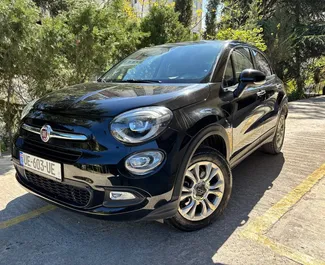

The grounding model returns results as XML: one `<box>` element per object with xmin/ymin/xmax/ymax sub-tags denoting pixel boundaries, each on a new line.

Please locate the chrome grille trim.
<box><xmin>22</xmin><ymin>123</ymin><xmax>88</xmax><ymax>141</ymax></box>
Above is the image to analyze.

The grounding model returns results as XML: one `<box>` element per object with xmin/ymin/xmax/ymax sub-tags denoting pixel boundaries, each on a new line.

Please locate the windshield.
<box><xmin>101</xmin><ymin>44</ymin><xmax>223</xmax><ymax>83</ymax></box>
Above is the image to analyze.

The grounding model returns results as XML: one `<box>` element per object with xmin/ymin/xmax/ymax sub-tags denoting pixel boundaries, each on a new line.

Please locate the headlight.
<box><xmin>110</xmin><ymin>106</ymin><xmax>173</xmax><ymax>144</ymax></box>
<box><xmin>21</xmin><ymin>99</ymin><xmax>38</xmax><ymax>120</ymax></box>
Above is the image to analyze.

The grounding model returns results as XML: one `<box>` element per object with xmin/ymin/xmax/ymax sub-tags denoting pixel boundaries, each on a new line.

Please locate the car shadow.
<box><xmin>0</xmin><ymin>150</ymin><xmax>284</xmax><ymax>265</ymax></box>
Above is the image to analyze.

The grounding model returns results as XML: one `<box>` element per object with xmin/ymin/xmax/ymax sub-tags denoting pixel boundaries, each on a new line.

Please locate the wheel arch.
<box><xmin>277</xmin><ymin>91</ymin><xmax>289</xmax><ymax>118</ymax></box>
<box><xmin>172</xmin><ymin>123</ymin><xmax>231</xmax><ymax>199</ymax></box>
<box><xmin>186</xmin><ymin>119</ymin><xmax>231</xmax><ymax>161</ymax></box>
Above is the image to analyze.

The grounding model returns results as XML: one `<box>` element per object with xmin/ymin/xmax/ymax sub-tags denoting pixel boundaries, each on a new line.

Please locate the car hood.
<box><xmin>33</xmin><ymin>82</ymin><xmax>210</xmax><ymax>117</ymax></box>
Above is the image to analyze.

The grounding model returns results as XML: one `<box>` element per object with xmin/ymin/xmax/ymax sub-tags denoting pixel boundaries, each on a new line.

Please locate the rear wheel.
<box><xmin>166</xmin><ymin>149</ymin><xmax>232</xmax><ymax>231</ymax></box>
<box><xmin>262</xmin><ymin>112</ymin><xmax>286</xmax><ymax>154</ymax></box>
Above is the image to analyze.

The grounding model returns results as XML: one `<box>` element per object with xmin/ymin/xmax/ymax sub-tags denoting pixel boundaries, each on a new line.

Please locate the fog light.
<box><xmin>110</xmin><ymin>191</ymin><xmax>136</xmax><ymax>200</ymax></box>
<box><xmin>125</xmin><ymin>151</ymin><xmax>164</xmax><ymax>175</ymax></box>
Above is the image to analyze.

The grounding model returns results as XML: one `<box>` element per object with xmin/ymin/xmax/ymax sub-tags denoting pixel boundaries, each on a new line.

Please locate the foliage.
<box><xmin>0</xmin><ymin>0</ymin><xmax>39</xmax><ymax>141</ymax></box>
<box><xmin>0</xmin><ymin>0</ymin><xmax>39</xmax><ymax>83</ymax></box>
<box><xmin>205</xmin><ymin>0</ymin><xmax>219</xmax><ymax>38</ymax></box>
<box><xmin>59</xmin><ymin>0</ymin><xmax>144</xmax><ymax>84</ymax></box>
<box><xmin>0</xmin><ymin>0</ymin><xmax>145</xmax><ymax>143</ymax></box>
<box><xmin>218</xmin><ymin>0</ymin><xmax>325</xmax><ymax>98</ymax></box>
<box><xmin>32</xmin><ymin>0</ymin><xmax>69</xmax><ymax>16</ymax></box>
<box><xmin>285</xmin><ymin>80</ymin><xmax>302</xmax><ymax>101</ymax></box>
<box><xmin>1</xmin><ymin>140</ymin><xmax>6</xmax><ymax>152</ymax></box>
<box><xmin>266</xmin><ymin>0</ymin><xmax>325</xmax><ymax>95</ymax></box>
<box><xmin>13</xmin><ymin>0</ymin><xmax>144</xmax><ymax>95</ymax></box>
<box><xmin>313</xmin><ymin>57</ymin><xmax>325</xmax><ymax>85</ymax></box>
<box><xmin>140</xmin><ymin>4</ymin><xmax>190</xmax><ymax>46</ymax></box>
<box><xmin>175</xmin><ymin>0</ymin><xmax>193</xmax><ymax>27</ymax></box>
<box><xmin>213</xmin><ymin>0</ymin><xmax>266</xmax><ymax>50</ymax></box>
<box><xmin>216</xmin><ymin>28</ymin><xmax>267</xmax><ymax>51</ymax></box>
<box><xmin>261</xmin><ymin>6</ymin><xmax>296</xmax><ymax>82</ymax></box>
<box><xmin>304</xmin><ymin>57</ymin><xmax>325</xmax><ymax>95</ymax></box>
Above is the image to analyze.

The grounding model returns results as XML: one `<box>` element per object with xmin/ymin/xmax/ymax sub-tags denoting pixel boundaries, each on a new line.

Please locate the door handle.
<box><xmin>257</xmin><ymin>90</ymin><xmax>266</xmax><ymax>97</ymax></box>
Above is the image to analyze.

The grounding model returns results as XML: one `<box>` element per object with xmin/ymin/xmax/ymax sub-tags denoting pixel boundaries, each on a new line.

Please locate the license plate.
<box><xmin>20</xmin><ymin>151</ymin><xmax>62</xmax><ymax>181</ymax></box>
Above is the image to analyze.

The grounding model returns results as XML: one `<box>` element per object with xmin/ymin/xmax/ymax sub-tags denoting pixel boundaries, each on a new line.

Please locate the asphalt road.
<box><xmin>1</xmin><ymin>96</ymin><xmax>325</xmax><ymax>265</ymax></box>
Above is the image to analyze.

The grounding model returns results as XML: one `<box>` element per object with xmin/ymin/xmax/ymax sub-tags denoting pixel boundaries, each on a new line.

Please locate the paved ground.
<box><xmin>1</xmin><ymin>96</ymin><xmax>325</xmax><ymax>265</ymax></box>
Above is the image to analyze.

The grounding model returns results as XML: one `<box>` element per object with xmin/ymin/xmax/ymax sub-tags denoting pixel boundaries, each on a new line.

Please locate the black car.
<box><xmin>12</xmin><ymin>40</ymin><xmax>288</xmax><ymax>231</ymax></box>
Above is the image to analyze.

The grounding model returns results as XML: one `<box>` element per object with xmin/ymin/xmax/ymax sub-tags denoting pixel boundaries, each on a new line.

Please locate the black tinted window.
<box><xmin>252</xmin><ymin>50</ymin><xmax>272</xmax><ymax>76</ymax></box>
<box><xmin>223</xmin><ymin>58</ymin><xmax>236</xmax><ymax>87</ymax></box>
<box><xmin>232</xmin><ymin>48</ymin><xmax>253</xmax><ymax>80</ymax></box>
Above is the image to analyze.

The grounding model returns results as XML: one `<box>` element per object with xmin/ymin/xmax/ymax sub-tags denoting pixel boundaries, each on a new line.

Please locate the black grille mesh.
<box><xmin>25</xmin><ymin>171</ymin><xmax>90</xmax><ymax>207</ymax></box>
<box><xmin>23</xmin><ymin>139</ymin><xmax>82</xmax><ymax>164</ymax></box>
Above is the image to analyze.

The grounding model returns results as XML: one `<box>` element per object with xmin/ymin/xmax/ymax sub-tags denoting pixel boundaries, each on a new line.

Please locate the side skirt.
<box><xmin>230</xmin><ymin>128</ymin><xmax>275</xmax><ymax>169</ymax></box>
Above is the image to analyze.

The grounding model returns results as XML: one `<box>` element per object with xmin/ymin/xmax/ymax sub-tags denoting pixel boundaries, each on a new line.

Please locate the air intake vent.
<box><xmin>25</xmin><ymin>171</ymin><xmax>91</xmax><ymax>207</ymax></box>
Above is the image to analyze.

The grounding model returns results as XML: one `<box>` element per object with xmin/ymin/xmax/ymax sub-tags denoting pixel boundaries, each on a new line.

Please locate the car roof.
<box><xmin>154</xmin><ymin>40</ymin><xmax>258</xmax><ymax>50</ymax></box>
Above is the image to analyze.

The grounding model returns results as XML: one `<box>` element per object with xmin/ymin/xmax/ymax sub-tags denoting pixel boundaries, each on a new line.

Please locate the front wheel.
<box><xmin>166</xmin><ymin>149</ymin><xmax>232</xmax><ymax>231</ymax></box>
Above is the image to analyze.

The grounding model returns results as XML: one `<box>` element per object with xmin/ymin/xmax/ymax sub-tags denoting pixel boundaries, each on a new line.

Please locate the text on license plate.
<box><xmin>20</xmin><ymin>151</ymin><xmax>62</xmax><ymax>180</ymax></box>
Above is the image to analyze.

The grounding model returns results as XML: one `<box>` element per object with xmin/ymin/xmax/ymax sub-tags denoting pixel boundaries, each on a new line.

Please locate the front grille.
<box><xmin>25</xmin><ymin>171</ymin><xmax>91</xmax><ymax>207</ymax></box>
<box><xmin>23</xmin><ymin>138</ymin><xmax>82</xmax><ymax>164</ymax></box>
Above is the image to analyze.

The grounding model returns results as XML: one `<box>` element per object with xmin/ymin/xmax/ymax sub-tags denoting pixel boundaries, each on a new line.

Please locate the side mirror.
<box><xmin>233</xmin><ymin>69</ymin><xmax>266</xmax><ymax>98</ymax></box>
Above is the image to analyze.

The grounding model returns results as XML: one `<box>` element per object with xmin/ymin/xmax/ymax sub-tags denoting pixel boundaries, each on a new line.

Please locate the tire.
<box><xmin>166</xmin><ymin>148</ymin><xmax>232</xmax><ymax>231</ymax></box>
<box><xmin>262</xmin><ymin>112</ymin><xmax>286</xmax><ymax>155</ymax></box>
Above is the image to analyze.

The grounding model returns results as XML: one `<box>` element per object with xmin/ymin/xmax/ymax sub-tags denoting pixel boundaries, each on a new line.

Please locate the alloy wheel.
<box><xmin>178</xmin><ymin>161</ymin><xmax>225</xmax><ymax>221</ymax></box>
<box><xmin>276</xmin><ymin>115</ymin><xmax>285</xmax><ymax>149</ymax></box>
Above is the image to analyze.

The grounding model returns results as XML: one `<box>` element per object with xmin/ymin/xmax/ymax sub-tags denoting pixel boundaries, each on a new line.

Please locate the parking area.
<box><xmin>1</xmin><ymin>96</ymin><xmax>325</xmax><ymax>265</ymax></box>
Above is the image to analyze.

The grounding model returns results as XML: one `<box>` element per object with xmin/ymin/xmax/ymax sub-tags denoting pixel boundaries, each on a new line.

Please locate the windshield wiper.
<box><xmin>121</xmin><ymin>79</ymin><xmax>162</xmax><ymax>83</ymax></box>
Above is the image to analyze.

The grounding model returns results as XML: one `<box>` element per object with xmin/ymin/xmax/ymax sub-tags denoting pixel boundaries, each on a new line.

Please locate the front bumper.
<box><xmin>13</xmin><ymin>158</ymin><xmax>178</xmax><ymax>221</ymax></box>
<box><xmin>11</xmin><ymin>111</ymin><xmax>191</xmax><ymax>221</ymax></box>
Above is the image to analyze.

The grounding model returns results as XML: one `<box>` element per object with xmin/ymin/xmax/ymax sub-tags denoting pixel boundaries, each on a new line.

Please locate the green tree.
<box><xmin>0</xmin><ymin>0</ymin><xmax>39</xmax><ymax>142</ymax></box>
<box><xmin>175</xmin><ymin>0</ymin><xmax>193</xmax><ymax>27</ymax></box>
<box><xmin>141</xmin><ymin>4</ymin><xmax>190</xmax><ymax>46</ymax></box>
<box><xmin>262</xmin><ymin>6</ymin><xmax>296</xmax><ymax>81</ymax></box>
<box><xmin>218</xmin><ymin>0</ymin><xmax>262</xmax><ymax>31</ymax></box>
<box><xmin>218</xmin><ymin>0</ymin><xmax>325</xmax><ymax>98</ymax></box>
<box><xmin>261</xmin><ymin>0</ymin><xmax>325</xmax><ymax>96</ymax></box>
<box><xmin>26</xmin><ymin>13</ymin><xmax>73</xmax><ymax>97</ymax></box>
<box><xmin>216</xmin><ymin>28</ymin><xmax>267</xmax><ymax>51</ymax></box>
<box><xmin>215</xmin><ymin>0</ymin><xmax>266</xmax><ymax>50</ymax></box>
<box><xmin>32</xmin><ymin>0</ymin><xmax>69</xmax><ymax>16</ymax></box>
<box><xmin>205</xmin><ymin>0</ymin><xmax>219</xmax><ymax>38</ymax></box>
<box><xmin>61</xmin><ymin>0</ymin><xmax>145</xmax><ymax>83</ymax></box>
<box><xmin>0</xmin><ymin>0</ymin><xmax>146</xmax><ymax>144</ymax></box>
<box><xmin>286</xmin><ymin>0</ymin><xmax>325</xmax><ymax>96</ymax></box>
<box><xmin>30</xmin><ymin>0</ymin><xmax>145</xmax><ymax>90</ymax></box>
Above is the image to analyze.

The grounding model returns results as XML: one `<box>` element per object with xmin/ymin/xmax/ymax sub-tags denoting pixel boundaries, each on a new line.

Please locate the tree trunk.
<box><xmin>294</xmin><ymin>1</ymin><xmax>304</xmax><ymax>97</ymax></box>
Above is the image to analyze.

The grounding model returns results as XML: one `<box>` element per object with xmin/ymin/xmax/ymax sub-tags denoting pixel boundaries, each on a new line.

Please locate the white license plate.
<box><xmin>20</xmin><ymin>151</ymin><xmax>62</xmax><ymax>181</ymax></box>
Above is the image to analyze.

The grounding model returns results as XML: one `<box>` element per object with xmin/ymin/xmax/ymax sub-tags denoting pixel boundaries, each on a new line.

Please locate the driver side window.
<box><xmin>232</xmin><ymin>48</ymin><xmax>254</xmax><ymax>80</ymax></box>
<box><xmin>223</xmin><ymin>57</ymin><xmax>235</xmax><ymax>87</ymax></box>
<box><xmin>223</xmin><ymin>47</ymin><xmax>254</xmax><ymax>88</ymax></box>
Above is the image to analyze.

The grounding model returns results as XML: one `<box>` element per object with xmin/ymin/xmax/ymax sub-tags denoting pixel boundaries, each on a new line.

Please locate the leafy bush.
<box><xmin>0</xmin><ymin>0</ymin><xmax>146</xmax><ymax>143</ymax></box>
<box><xmin>140</xmin><ymin>4</ymin><xmax>190</xmax><ymax>46</ymax></box>
<box><xmin>285</xmin><ymin>80</ymin><xmax>304</xmax><ymax>101</ymax></box>
<box><xmin>31</xmin><ymin>0</ymin><xmax>146</xmax><ymax>94</ymax></box>
<box><xmin>1</xmin><ymin>141</ymin><xmax>7</xmax><ymax>153</ymax></box>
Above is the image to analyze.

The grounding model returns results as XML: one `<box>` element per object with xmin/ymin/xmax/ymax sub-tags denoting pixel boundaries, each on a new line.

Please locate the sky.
<box><xmin>202</xmin><ymin>0</ymin><xmax>207</xmax><ymax>29</ymax></box>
